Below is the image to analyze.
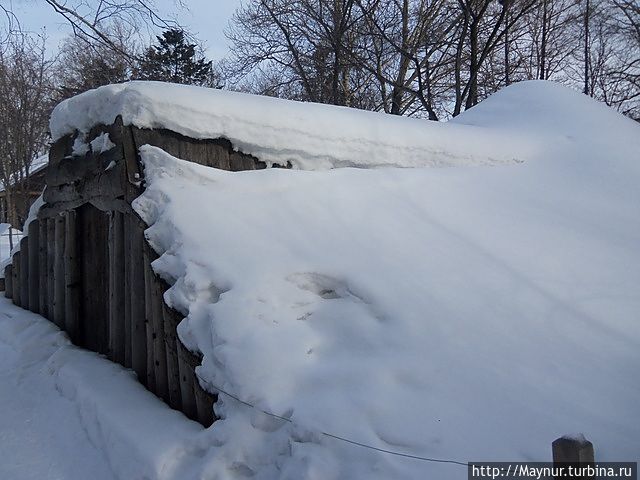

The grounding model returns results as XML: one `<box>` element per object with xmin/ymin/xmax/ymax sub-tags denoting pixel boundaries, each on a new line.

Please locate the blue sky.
<box><xmin>10</xmin><ymin>0</ymin><xmax>242</xmax><ymax>60</ymax></box>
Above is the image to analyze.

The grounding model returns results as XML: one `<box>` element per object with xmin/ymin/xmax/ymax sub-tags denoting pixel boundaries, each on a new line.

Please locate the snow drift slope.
<box><xmin>132</xmin><ymin>81</ymin><xmax>640</xmax><ymax>480</ymax></box>
<box><xmin>50</xmin><ymin>81</ymin><xmax>535</xmax><ymax>170</ymax></box>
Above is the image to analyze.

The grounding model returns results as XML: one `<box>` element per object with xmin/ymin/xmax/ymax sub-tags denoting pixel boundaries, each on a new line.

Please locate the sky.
<box><xmin>9</xmin><ymin>0</ymin><xmax>242</xmax><ymax>60</ymax></box>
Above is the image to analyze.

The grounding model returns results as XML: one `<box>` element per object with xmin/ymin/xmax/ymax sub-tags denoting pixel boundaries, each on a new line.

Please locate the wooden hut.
<box><xmin>3</xmin><ymin>116</ymin><xmax>268</xmax><ymax>427</ymax></box>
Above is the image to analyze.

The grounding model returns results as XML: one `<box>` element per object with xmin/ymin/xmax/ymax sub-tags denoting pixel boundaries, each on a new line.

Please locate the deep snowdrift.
<box><xmin>129</xmin><ymin>81</ymin><xmax>640</xmax><ymax>480</ymax></box>
<box><xmin>50</xmin><ymin>81</ymin><xmax>536</xmax><ymax>170</ymax></box>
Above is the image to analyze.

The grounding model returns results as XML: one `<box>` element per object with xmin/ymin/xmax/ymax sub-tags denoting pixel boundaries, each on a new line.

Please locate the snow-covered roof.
<box><xmin>0</xmin><ymin>154</ymin><xmax>48</xmax><ymax>193</ymax></box>
<box><xmin>50</xmin><ymin>81</ymin><xmax>537</xmax><ymax>170</ymax></box>
<box><xmin>129</xmin><ymin>81</ymin><xmax>640</xmax><ymax>479</ymax></box>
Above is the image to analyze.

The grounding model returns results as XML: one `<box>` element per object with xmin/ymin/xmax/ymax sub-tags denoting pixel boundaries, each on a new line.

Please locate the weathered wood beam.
<box><xmin>39</xmin><ymin>220</ymin><xmax>48</xmax><ymax>316</ymax></box>
<box><xmin>176</xmin><ymin>340</ymin><xmax>198</xmax><ymax>422</ymax></box>
<box><xmin>19</xmin><ymin>237</ymin><xmax>29</xmax><ymax>309</ymax></box>
<box><xmin>46</xmin><ymin>218</ymin><xmax>55</xmax><ymax>321</ymax></box>
<box><xmin>143</xmin><ymin>241</ymin><xmax>157</xmax><ymax>392</ymax></box>
<box><xmin>64</xmin><ymin>210</ymin><xmax>80</xmax><ymax>344</ymax></box>
<box><xmin>151</xmin><ymin>268</ymin><xmax>169</xmax><ymax>402</ymax></box>
<box><xmin>27</xmin><ymin>220</ymin><xmax>40</xmax><ymax>314</ymax></box>
<box><xmin>123</xmin><ymin>213</ymin><xmax>132</xmax><ymax>368</ymax></box>
<box><xmin>53</xmin><ymin>214</ymin><xmax>66</xmax><ymax>329</ymax></box>
<box><xmin>12</xmin><ymin>252</ymin><xmax>20</xmax><ymax>307</ymax></box>
<box><xmin>4</xmin><ymin>264</ymin><xmax>13</xmax><ymax>299</ymax></box>
<box><xmin>130</xmin><ymin>214</ymin><xmax>147</xmax><ymax>382</ymax></box>
<box><xmin>162</xmin><ymin>303</ymin><xmax>182</xmax><ymax>411</ymax></box>
<box><xmin>108</xmin><ymin>211</ymin><xmax>126</xmax><ymax>365</ymax></box>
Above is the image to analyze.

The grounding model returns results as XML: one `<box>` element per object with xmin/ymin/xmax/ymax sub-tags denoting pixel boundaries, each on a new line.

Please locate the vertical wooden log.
<box><xmin>194</xmin><ymin>373</ymin><xmax>216</xmax><ymax>428</ymax></box>
<box><xmin>151</xmin><ymin>272</ymin><xmax>169</xmax><ymax>402</ymax></box>
<box><xmin>77</xmin><ymin>205</ymin><xmax>109</xmax><ymax>355</ymax></box>
<box><xmin>123</xmin><ymin>214</ymin><xmax>132</xmax><ymax>367</ymax></box>
<box><xmin>176</xmin><ymin>340</ymin><xmax>198</xmax><ymax>422</ymax></box>
<box><xmin>108</xmin><ymin>211</ymin><xmax>126</xmax><ymax>365</ymax></box>
<box><xmin>27</xmin><ymin>220</ymin><xmax>40</xmax><ymax>314</ymax></box>
<box><xmin>19</xmin><ymin>237</ymin><xmax>29</xmax><ymax>309</ymax></box>
<box><xmin>162</xmin><ymin>303</ymin><xmax>182</xmax><ymax>410</ymax></box>
<box><xmin>64</xmin><ymin>210</ymin><xmax>80</xmax><ymax>344</ymax></box>
<box><xmin>53</xmin><ymin>215</ymin><xmax>66</xmax><ymax>329</ymax></box>
<box><xmin>46</xmin><ymin>218</ymin><xmax>55</xmax><ymax>321</ymax></box>
<box><xmin>4</xmin><ymin>264</ymin><xmax>13</xmax><ymax>299</ymax></box>
<box><xmin>130</xmin><ymin>215</ymin><xmax>147</xmax><ymax>382</ymax></box>
<box><xmin>553</xmin><ymin>435</ymin><xmax>595</xmax><ymax>466</ymax></box>
<box><xmin>143</xmin><ymin>241</ymin><xmax>156</xmax><ymax>392</ymax></box>
<box><xmin>39</xmin><ymin>220</ymin><xmax>48</xmax><ymax>317</ymax></box>
<box><xmin>12</xmin><ymin>251</ymin><xmax>20</xmax><ymax>307</ymax></box>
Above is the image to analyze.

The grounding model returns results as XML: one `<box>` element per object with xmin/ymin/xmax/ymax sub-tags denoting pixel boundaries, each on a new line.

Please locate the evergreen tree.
<box><xmin>139</xmin><ymin>29</ymin><xmax>217</xmax><ymax>86</ymax></box>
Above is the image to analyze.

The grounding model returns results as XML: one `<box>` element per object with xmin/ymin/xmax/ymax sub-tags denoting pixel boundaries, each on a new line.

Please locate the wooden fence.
<box><xmin>3</xmin><ymin>116</ymin><xmax>268</xmax><ymax>427</ymax></box>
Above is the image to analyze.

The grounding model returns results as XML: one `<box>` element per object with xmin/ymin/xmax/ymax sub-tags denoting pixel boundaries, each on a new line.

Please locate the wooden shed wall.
<box><xmin>3</xmin><ymin>117</ymin><xmax>267</xmax><ymax>427</ymax></box>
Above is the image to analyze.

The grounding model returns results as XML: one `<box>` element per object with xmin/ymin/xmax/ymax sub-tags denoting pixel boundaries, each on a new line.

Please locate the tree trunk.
<box><xmin>540</xmin><ymin>0</ymin><xmax>548</xmax><ymax>79</ymax></box>
<box><xmin>584</xmin><ymin>0</ymin><xmax>591</xmax><ymax>95</ymax></box>
<box><xmin>466</xmin><ymin>20</ymin><xmax>480</xmax><ymax>110</ymax></box>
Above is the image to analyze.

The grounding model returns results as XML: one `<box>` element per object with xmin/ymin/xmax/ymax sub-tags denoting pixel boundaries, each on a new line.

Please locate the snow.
<box><xmin>0</xmin><ymin>297</ymin><xmax>216</xmax><ymax>480</ymax></box>
<box><xmin>90</xmin><ymin>132</ymin><xmax>116</xmax><ymax>154</ymax></box>
<box><xmin>72</xmin><ymin>135</ymin><xmax>90</xmax><ymax>156</ymax></box>
<box><xmin>50</xmin><ymin>81</ymin><xmax>536</xmax><ymax>170</ymax></box>
<box><xmin>130</xmin><ymin>81</ymin><xmax>640</xmax><ymax>479</ymax></box>
<box><xmin>3</xmin><ymin>80</ymin><xmax>638</xmax><ymax>479</ymax></box>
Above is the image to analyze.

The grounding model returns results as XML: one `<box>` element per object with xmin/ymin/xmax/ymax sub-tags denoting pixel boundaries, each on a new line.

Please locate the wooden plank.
<box><xmin>27</xmin><ymin>220</ymin><xmax>40</xmax><ymax>314</ymax></box>
<box><xmin>39</xmin><ymin>220</ymin><xmax>48</xmax><ymax>316</ymax></box>
<box><xmin>194</xmin><ymin>375</ymin><xmax>216</xmax><ymax>428</ymax></box>
<box><xmin>176</xmin><ymin>340</ymin><xmax>198</xmax><ymax>422</ymax></box>
<box><xmin>108</xmin><ymin>211</ymin><xmax>126</xmax><ymax>365</ymax></box>
<box><xmin>46</xmin><ymin>218</ymin><xmax>55</xmax><ymax>321</ymax></box>
<box><xmin>77</xmin><ymin>204</ymin><xmax>109</xmax><ymax>354</ymax></box>
<box><xmin>19</xmin><ymin>237</ymin><xmax>29</xmax><ymax>309</ymax></box>
<box><xmin>53</xmin><ymin>215</ymin><xmax>66</xmax><ymax>329</ymax></box>
<box><xmin>162</xmin><ymin>303</ymin><xmax>182</xmax><ymax>410</ymax></box>
<box><xmin>38</xmin><ymin>197</ymin><xmax>130</xmax><ymax>219</ymax></box>
<box><xmin>143</xmin><ymin>241</ymin><xmax>156</xmax><ymax>392</ymax></box>
<box><xmin>4</xmin><ymin>264</ymin><xmax>12</xmax><ymax>299</ymax></box>
<box><xmin>553</xmin><ymin>435</ymin><xmax>595</xmax><ymax>464</ymax></box>
<box><xmin>46</xmin><ymin>135</ymin><xmax>73</xmax><ymax>173</ymax></box>
<box><xmin>121</xmin><ymin>122</ymin><xmax>141</xmax><ymax>185</ymax></box>
<box><xmin>12</xmin><ymin>252</ymin><xmax>20</xmax><ymax>307</ymax></box>
<box><xmin>130</xmin><ymin>214</ymin><xmax>147</xmax><ymax>382</ymax></box>
<box><xmin>123</xmin><ymin>213</ymin><xmax>132</xmax><ymax>367</ymax></box>
<box><xmin>64</xmin><ymin>210</ymin><xmax>80</xmax><ymax>344</ymax></box>
<box><xmin>151</xmin><ymin>270</ymin><xmax>169</xmax><ymax>402</ymax></box>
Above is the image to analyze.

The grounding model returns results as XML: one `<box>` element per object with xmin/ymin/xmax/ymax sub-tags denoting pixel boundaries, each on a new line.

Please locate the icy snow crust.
<box><xmin>50</xmin><ymin>81</ymin><xmax>534</xmax><ymax>170</ymax></box>
<box><xmin>131</xmin><ymin>81</ymin><xmax>640</xmax><ymax>479</ymax></box>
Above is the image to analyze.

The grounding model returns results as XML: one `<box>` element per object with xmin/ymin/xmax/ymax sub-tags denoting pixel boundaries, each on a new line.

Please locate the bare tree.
<box><xmin>42</xmin><ymin>0</ymin><xmax>178</xmax><ymax>57</ymax></box>
<box><xmin>54</xmin><ymin>23</ymin><xmax>140</xmax><ymax>101</ymax></box>
<box><xmin>0</xmin><ymin>33</ymin><xmax>54</xmax><ymax>225</ymax></box>
<box><xmin>225</xmin><ymin>0</ymin><xmax>367</xmax><ymax>106</ymax></box>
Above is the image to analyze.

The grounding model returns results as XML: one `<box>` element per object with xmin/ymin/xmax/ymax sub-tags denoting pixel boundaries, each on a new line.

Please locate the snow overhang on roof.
<box><xmin>50</xmin><ymin>81</ymin><xmax>532</xmax><ymax>170</ymax></box>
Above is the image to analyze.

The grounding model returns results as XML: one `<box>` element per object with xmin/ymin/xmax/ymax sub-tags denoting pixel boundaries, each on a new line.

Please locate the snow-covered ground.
<box><xmin>0</xmin><ymin>297</ymin><xmax>219</xmax><ymax>480</ymax></box>
<box><xmin>3</xmin><ymin>80</ymin><xmax>638</xmax><ymax>480</ymax></box>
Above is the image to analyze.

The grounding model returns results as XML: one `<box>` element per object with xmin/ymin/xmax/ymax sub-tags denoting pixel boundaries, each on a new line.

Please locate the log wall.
<box><xmin>2</xmin><ymin>117</ymin><xmax>262</xmax><ymax>427</ymax></box>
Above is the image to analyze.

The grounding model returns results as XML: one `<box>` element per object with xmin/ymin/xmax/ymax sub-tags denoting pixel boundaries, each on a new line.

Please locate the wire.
<box><xmin>196</xmin><ymin>373</ymin><xmax>468</xmax><ymax>468</ymax></box>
